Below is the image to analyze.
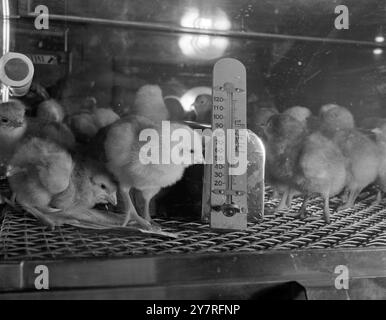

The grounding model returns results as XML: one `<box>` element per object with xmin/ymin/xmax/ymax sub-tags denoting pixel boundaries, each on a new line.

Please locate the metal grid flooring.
<box><xmin>1</xmin><ymin>187</ymin><xmax>386</xmax><ymax>261</ymax></box>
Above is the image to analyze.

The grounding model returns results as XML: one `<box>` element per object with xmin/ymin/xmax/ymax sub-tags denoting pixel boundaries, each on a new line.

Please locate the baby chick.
<box><xmin>250</xmin><ymin>107</ymin><xmax>278</xmax><ymax>139</ymax></box>
<box><xmin>284</xmin><ymin>106</ymin><xmax>312</xmax><ymax>126</ymax></box>
<box><xmin>319</xmin><ymin>104</ymin><xmax>355</xmax><ymax>134</ymax></box>
<box><xmin>263</xmin><ymin>114</ymin><xmax>307</xmax><ymax>211</ymax></box>
<box><xmin>92</xmin><ymin>115</ymin><xmax>203</xmax><ymax>229</ymax></box>
<box><xmin>37</xmin><ymin>99</ymin><xmax>65</xmax><ymax>123</ymax></box>
<box><xmin>320</xmin><ymin>104</ymin><xmax>379</xmax><ymax>209</ymax></box>
<box><xmin>66</xmin><ymin>111</ymin><xmax>99</xmax><ymax>143</ymax></box>
<box><xmin>133</xmin><ymin>85</ymin><xmax>170</xmax><ymax>123</ymax></box>
<box><xmin>164</xmin><ymin>95</ymin><xmax>197</xmax><ymax>122</ymax></box>
<box><xmin>27</xmin><ymin>118</ymin><xmax>76</xmax><ymax>151</ymax></box>
<box><xmin>0</xmin><ymin>100</ymin><xmax>27</xmax><ymax>166</ymax></box>
<box><xmin>264</xmin><ymin>114</ymin><xmax>347</xmax><ymax>222</ymax></box>
<box><xmin>7</xmin><ymin>137</ymin><xmax>117</xmax><ymax>229</ymax></box>
<box><xmin>66</xmin><ymin>97</ymin><xmax>120</xmax><ymax>143</ymax></box>
<box><xmin>0</xmin><ymin>99</ymin><xmax>76</xmax><ymax>163</ymax></box>
<box><xmin>192</xmin><ymin>94</ymin><xmax>212</xmax><ymax>124</ymax></box>
<box><xmin>368</xmin><ymin>123</ymin><xmax>386</xmax><ymax>203</ymax></box>
<box><xmin>294</xmin><ymin>132</ymin><xmax>346</xmax><ymax>223</ymax></box>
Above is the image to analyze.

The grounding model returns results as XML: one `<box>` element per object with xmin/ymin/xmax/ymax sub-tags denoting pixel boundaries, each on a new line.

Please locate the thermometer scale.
<box><xmin>208</xmin><ymin>58</ymin><xmax>248</xmax><ymax>230</ymax></box>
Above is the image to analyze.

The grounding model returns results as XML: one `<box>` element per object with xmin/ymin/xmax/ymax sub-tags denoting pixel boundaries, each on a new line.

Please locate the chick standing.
<box><xmin>91</xmin><ymin>115</ymin><xmax>203</xmax><ymax>229</ymax></box>
<box><xmin>320</xmin><ymin>104</ymin><xmax>379</xmax><ymax>209</ymax></box>
<box><xmin>264</xmin><ymin>114</ymin><xmax>347</xmax><ymax>222</ymax></box>
<box><xmin>7</xmin><ymin>137</ymin><xmax>118</xmax><ymax>229</ymax></box>
<box><xmin>369</xmin><ymin>123</ymin><xmax>386</xmax><ymax>203</ymax></box>
<box><xmin>294</xmin><ymin>132</ymin><xmax>346</xmax><ymax>222</ymax></box>
<box><xmin>264</xmin><ymin>114</ymin><xmax>307</xmax><ymax>211</ymax></box>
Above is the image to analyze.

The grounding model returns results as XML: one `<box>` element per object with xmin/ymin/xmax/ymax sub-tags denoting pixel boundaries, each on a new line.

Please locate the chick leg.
<box><xmin>340</xmin><ymin>188</ymin><xmax>349</xmax><ymax>203</ymax></box>
<box><xmin>375</xmin><ymin>189</ymin><xmax>383</xmax><ymax>205</ymax></box>
<box><xmin>323</xmin><ymin>195</ymin><xmax>331</xmax><ymax>224</ymax></box>
<box><xmin>276</xmin><ymin>188</ymin><xmax>289</xmax><ymax>212</ymax></box>
<box><xmin>271</xmin><ymin>189</ymin><xmax>280</xmax><ymax>200</ymax></box>
<box><xmin>286</xmin><ymin>194</ymin><xmax>311</xmax><ymax>219</ymax></box>
<box><xmin>21</xmin><ymin>203</ymin><xmax>56</xmax><ymax>229</ymax></box>
<box><xmin>338</xmin><ymin>188</ymin><xmax>361</xmax><ymax>210</ymax></box>
<box><xmin>286</xmin><ymin>188</ymin><xmax>300</xmax><ymax>207</ymax></box>
<box><xmin>120</xmin><ymin>186</ymin><xmax>151</xmax><ymax>228</ymax></box>
<box><xmin>141</xmin><ymin>188</ymin><xmax>160</xmax><ymax>221</ymax></box>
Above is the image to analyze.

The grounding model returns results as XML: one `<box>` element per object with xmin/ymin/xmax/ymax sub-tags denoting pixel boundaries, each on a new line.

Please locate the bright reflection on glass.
<box><xmin>375</xmin><ymin>35</ymin><xmax>385</xmax><ymax>43</ymax></box>
<box><xmin>179</xmin><ymin>8</ymin><xmax>230</xmax><ymax>60</ymax></box>
<box><xmin>180</xmin><ymin>86</ymin><xmax>212</xmax><ymax>111</ymax></box>
<box><xmin>373</xmin><ymin>48</ymin><xmax>383</xmax><ymax>55</ymax></box>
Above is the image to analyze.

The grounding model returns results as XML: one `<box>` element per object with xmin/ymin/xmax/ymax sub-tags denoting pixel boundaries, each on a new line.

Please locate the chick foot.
<box><xmin>285</xmin><ymin>195</ymin><xmax>311</xmax><ymax>219</ymax></box>
<box><xmin>373</xmin><ymin>189</ymin><xmax>383</xmax><ymax>206</ymax></box>
<box><xmin>22</xmin><ymin>204</ymin><xmax>79</xmax><ymax>230</ymax></box>
<box><xmin>337</xmin><ymin>189</ymin><xmax>360</xmax><ymax>211</ymax></box>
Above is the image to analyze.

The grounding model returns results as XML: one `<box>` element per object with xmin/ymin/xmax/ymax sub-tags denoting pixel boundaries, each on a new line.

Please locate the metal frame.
<box><xmin>1</xmin><ymin>248</ymin><xmax>386</xmax><ymax>299</ymax></box>
<box><xmin>18</xmin><ymin>2</ymin><xmax>386</xmax><ymax>48</ymax></box>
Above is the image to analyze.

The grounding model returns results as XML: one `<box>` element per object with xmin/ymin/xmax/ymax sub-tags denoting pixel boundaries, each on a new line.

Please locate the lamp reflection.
<box><xmin>179</xmin><ymin>8</ymin><xmax>230</xmax><ymax>60</ymax></box>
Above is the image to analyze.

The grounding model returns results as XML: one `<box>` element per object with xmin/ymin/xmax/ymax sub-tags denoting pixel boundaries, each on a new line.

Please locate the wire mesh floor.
<box><xmin>1</xmin><ymin>187</ymin><xmax>386</xmax><ymax>261</ymax></box>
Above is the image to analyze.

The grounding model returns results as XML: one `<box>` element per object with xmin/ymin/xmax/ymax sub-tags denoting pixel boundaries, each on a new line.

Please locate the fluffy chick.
<box><xmin>164</xmin><ymin>96</ymin><xmax>197</xmax><ymax>121</ymax></box>
<box><xmin>37</xmin><ymin>99</ymin><xmax>65</xmax><ymax>123</ymax></box>
<box><xmin>66</xmin><ymin>97</ymin><xmax>120</xmax><ymax>143</ymax></box>
<box><xmin>294</xmin><ymin>132</ymin><xmax>346</xmax><ymax>223</ymax></box>
<box><xmin>192</xmin><ymin>94</ymin><xmax>212</xmax><ymax>124</ymax></box>
<box><xmin>133</xmin><ymin>85</ymin><xmax>170</xmax><ymax>123</ymax></box>
<box><xmin>0</xmin><ymin>99</ymin><xmax>75</xmax><ymax>165</ymax></box>
<box><xmin>0</xmin><ymin>100</ymin><xmax>27</xmax><ymax>165</ymax></box>
<box><xmin>320</xmin><ymin>105</ymin><xmax>379</xmax><ymax>209</ymax></box>
<box><xmin>92</xmin><ymin>115</ymin><xmax>203</xmax><ymax>229</ymax></box>
<box><xmin>265</xmin><ymin>114</ymin><xmax>347</xmax><ymax>222</ymax></box>
<box><xmin>367</xmin><ymin>124</ymin><xmax>386</xmax><ymax>203</ymax></box>
<box><xmin>66</xmin><ymin>111</ymin><xmax>99</xmax><ymax>142</ymax></box>
<box><xmin>26</xmin><ymin>118</ymin><xmax>76</xmax><ymax>151</ymax></box>
<box><xmin>7</xmin><ymin>137</ymin><xmax>117</xmax><ymax>229</ymax></box>
<box><xmin>251</xmin><ymin>107</ymin><xmax>278</xmax><ymax>138</ymax></box>
<box><xmin>319</xmin><ymin>104</ymin><xmax>355</xmax><ymax>135</ymax></box>
<box><xmin>264</xmin><ymin>114</ymin><xmax>307</xmax><ymax>211</ymax></box>
<box><xmin>284</xmin><ymin>106</ymin><xmax>312</xmax><ymax>126</ymax></box>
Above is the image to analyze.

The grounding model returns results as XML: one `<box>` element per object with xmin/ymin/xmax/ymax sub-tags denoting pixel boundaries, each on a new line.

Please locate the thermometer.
<box><xmin>209</xmin><ymin>58</ymin><xmax>248</xmax><ymax>230</ymax></box>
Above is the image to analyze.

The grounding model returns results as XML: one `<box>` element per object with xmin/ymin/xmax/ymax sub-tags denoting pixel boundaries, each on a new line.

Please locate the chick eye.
<box><xmin>101</xmin><ymin>184</ymin><xmax>106</xmax><ymax>190</ymax></box>
<box><xmin>1</xmin><ymin>118</ymin><xmax>9</xmax><ymax>124</ymax></box>
<box><xmin>190</xmin><ymin>149</ymin><xmax>194</xmax><ymax>154</ymax></box>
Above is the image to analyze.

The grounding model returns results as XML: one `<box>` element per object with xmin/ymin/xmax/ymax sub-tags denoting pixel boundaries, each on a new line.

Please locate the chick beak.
<box><xmin>107</xmin><ymin>192</ymin><xmax>118</xmax><ymax>206</ymax></box>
